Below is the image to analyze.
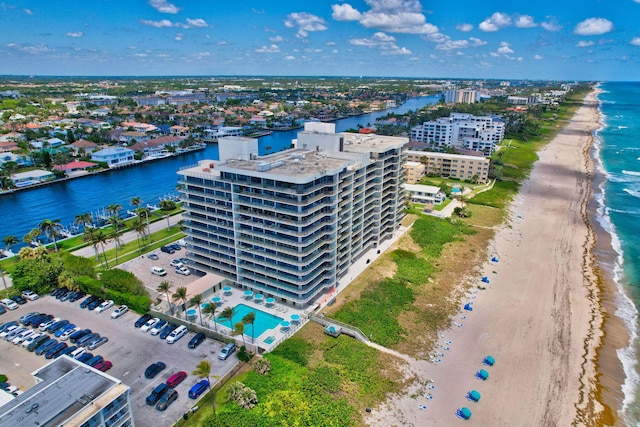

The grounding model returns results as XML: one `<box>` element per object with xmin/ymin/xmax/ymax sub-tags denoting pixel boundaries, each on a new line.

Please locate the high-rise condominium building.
<box><xmin>178</xmin><ymin>123</ymin><xmax>407</xmax><ymax>307</ymax></box>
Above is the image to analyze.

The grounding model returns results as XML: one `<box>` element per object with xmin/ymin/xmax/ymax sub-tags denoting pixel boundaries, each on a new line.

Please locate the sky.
<box><xmin>0</xmin><ymin>0</ymin><xmax>638</xmax><ymax>81</ymax></box>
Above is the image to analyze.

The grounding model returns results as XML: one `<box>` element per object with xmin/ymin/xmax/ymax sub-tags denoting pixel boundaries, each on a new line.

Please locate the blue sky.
<box><xmin>0</xmin><ymin>0</ymin><xmax>638</xmax><ymax>80</ymax></box>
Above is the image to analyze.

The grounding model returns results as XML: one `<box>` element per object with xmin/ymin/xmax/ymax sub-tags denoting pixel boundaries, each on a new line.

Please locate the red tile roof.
<box><xmin>53</xmin><ymin>161</ymin><xmax>98</xmax><ymax>171</ymax></box>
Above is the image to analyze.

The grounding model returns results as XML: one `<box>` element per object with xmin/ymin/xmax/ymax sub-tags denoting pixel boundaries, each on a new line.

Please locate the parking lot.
<box><xmin>0</xmin><ymin>295</ymin><xmax>237</xmax><ymax>427</ymax></box>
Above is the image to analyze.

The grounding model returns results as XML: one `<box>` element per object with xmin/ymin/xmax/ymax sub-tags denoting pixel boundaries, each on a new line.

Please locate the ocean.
<box><xmin>594</xmin><ymin>81</ymin><xmax>640</xmax><ymax>424</ymax></box>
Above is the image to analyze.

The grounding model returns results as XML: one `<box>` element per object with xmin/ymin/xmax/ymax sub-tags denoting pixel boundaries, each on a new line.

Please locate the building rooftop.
<box><xmin>0</xmin><ymin>356</ymin><xmax>123</xmax><ymax>427</ymax></box>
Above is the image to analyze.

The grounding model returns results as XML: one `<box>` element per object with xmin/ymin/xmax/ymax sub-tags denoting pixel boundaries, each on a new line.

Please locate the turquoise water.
<box><xmin>215</xmin><ymin>303</ymin><xmax>283</xmax><ymax>338</ymax></box>
<box><xmin>263</xmin><ymin>336</ymin><xmax>276</xmax><ymax>344</ymax></box>
<box><xmin>595</xmin><ymin>82</ymin><xmax>640</xmax><ymax>424</ymax></box>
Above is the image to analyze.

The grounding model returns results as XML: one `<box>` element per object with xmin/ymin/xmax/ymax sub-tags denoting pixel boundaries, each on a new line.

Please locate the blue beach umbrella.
<box><xmin>467</xmin><ymin>390</ymin><xmax>481</xmax><ymax>402</ymax></box>
<box><xmin>476</xmin><ymin>369</ymin><xmax>489</xmax><ymax>380</ymax></box>
<box><xmin>483</xmin><ymin>355</ymin><xmax>495</xmax><ymax>366</ymax></box>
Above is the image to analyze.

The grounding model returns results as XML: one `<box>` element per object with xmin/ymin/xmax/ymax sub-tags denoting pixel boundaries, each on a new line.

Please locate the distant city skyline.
<box><xmin>0</xmin><ymin>0</ymin><xmax>638</xmax><ymax>81</ymax></box>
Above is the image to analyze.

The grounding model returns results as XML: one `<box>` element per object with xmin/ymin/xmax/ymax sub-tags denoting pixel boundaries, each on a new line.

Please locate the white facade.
<box><xmin>91</xmin><ymin>147</ymin><xmax>135</xmax><ymax>167</ymax></box>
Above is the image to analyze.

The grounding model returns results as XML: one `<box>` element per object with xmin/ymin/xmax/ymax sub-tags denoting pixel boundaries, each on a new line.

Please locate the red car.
<box><xmin>94</xmin><ymin>361</ymin><xmax>113</xmax><ymax>372</ymax></box>
<box><xmin>166</xmin><ymin>371</ymin><xmax>187</xmax><ymax>388</ymax></box>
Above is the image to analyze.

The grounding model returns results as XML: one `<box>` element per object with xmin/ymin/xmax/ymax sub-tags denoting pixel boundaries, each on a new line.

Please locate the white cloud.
<box><xmin>331</xmin><ymin>3</ymin><xmax>362</xmax><ymax>21</ymax></box>
<box><xmin>185</xmin><ymin>18</ymin><xmax>208</xmax><ymax>28</ymax></box>
<box><xmin>256</xmin><ymin>44</ymin><xmax>280</xmax><ymax>53</ymax></box>
<box><xmin>349</xmin><ymin>31</ymin><xmax>411</xmax><ymax>55</ymax></box>
<box><xmin>469</xmin><ymin>37</ymin><xmax>487</xmax><ymax>47</ymax></box>
<box><xmin>332</xmin><ymin>0</ymin><xmax>439</xmax><ymax>35</ymax></box>
<box><xmin>514</xmin><ymin>15</ymin><xmax>537</xmax><ymax>28</ymax></box>
<box><xmin>66</xmin><ymin>32</ymin><xmax>83</xmax><ymax>38</ymax></box>
<box><xmin>435</xmin><ymin>36</ymin><xmax>486</xmax><ymax>51</ymax></box>
<box><xmin>326</xmin><ymin>41</ymin><xmax>336</xmax><ymax>46</ymax></box>
<box><xmin>541</xmin><ymin>17</ymin><xmax>562</xmax><ymax>32</ymax></box>
<box><xmin>148</xmin><ymin>0</ymin><xmax>179</xmax><ymax>14</ymax></box>
<box><xmin>574</xmin><ymin>18</ymin><xmax>613</xmax><ymax>36</ymax></box>
<box><xmin>216</xmin><ymin>41</ymin><xmax>227</xmax><ymax>46</ymax></box>
<box><xmin>6</xmin><ymin>43</ymin><xmax>51</xmax><ymax>54</ymax></box>
<box><xmin>175</xmin><ymin>33</ymin><xmax>183</xmax><ymax>41</ymax></box>
<box><xmin>284</xmin><ymin>12</ymin><xmax>328</xmax><ymax>38</ymax></box>
<box><xmin>23</xmin><ymin>8</ymin><xmax>32</xmax><ymax>15</ymax></box>
<box><xmin>270</xmin><ymin>36</ymin><xmax>283</xmax><ymax>43</ymax></box>
<box><xmin>285</xmin><ymin>55</ymin><xmax>296</xmax><ymax>60</ymax></box>
<box><xmin>498</xmin><ymin>45</ymin><xmax>514</xmax><ymax>54</ymax></box>
<box><xmin>140</xmin><ymin>19</ymin><xmax>176</xmax><ymax>28</ymax></box>
<box><xmin>575</xmin><ymin>40</ymin><xmax>595</xmax><ymax>48</ymax></box>
<box><xmin>534</xmin><ymin>54</ymin><xmax>543</xmax><ymax>60</ymax></box>
<box><xmin>631</xmin><ymin>37</ymin><xmax>640</xmax><ymax>46</ymax></box>
<box><xmin>456</xmin><ymin>23</ymin><xmax>473</xmax><ymax>32</ymax></box>
<box><xmin>479</xmin><ymin>12</ymin><xmax>512</xmax><ymax>32</ymax></box>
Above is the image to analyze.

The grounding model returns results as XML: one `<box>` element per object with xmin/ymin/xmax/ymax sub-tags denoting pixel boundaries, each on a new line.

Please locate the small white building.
<box><xmin>403</xmin><ymin>183</ymin><xmax>446</xmax><ymax>205</ymax></box>
<box><xmin>11</xmin><ymin>169</ymin><xmax>54</xmax><ymax>186</ymax></box>
<box><xmin>91</xmin><ymin>147</ymin><xmax>135</xmax><ymax>167</ymax></box>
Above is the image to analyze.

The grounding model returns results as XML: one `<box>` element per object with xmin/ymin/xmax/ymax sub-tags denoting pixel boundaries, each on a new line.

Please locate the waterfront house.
<box><xmin>69</xmin><ymin>139</ymin><xmax>99</xmax><ymax>154</ymax></box>
<box><xmin>11</xmin><ymin>169</ymin><xmax>54</xmax><ymax>187</ymax></box>
<box><xmin>403</xmin><ymin>183</ymin><xmax>446</xmax><ymax>205</ymax></box>
<box><xmin>91</xmin><ymin>147</ymin><xmax>135</xmax><ymax>167</ymax></box>
<box><xmin>119</xmin><ymin>131</ymin><xmax>150</xmax><ymax>144</ymax></box>
<box><xmin>53</xmin><ymin>161</ymin><xmax>98</xmax><ymax>175</ymax></box>
<box><xmin>130</xmin><ymin>135</ymin><xmax>184</xmax><ymax>157</ymax></box>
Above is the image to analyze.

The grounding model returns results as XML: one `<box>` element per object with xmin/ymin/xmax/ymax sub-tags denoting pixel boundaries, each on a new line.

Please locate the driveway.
<box><xmin>0</xmin><ymin>295</ymin><xmax>238</xmax><ymax>427</ymax></box>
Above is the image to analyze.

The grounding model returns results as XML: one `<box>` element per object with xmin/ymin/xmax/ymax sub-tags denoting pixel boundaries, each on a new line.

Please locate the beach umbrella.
<box><xmin>464</xmin><ymin>303</ymin><xmax>473</xmax><ymax>311</ymax></box>
<box><xmin>476</xmin><ymin>369</ymin><xmax>489</xmax><ymax>380</ymax></box>
<box><xmin>483</xmin><ymin>355</ymin><xmax>495</xmax><ymax>366</ymax></box>
<box><xmin>222</xmin><ymin>286</ymin><xmax>232</xmax><ymax>295</ymax></box>
<box><xmin>290</xmin><ymin>313</ymin><xmax>301</xmax><ymax>322</ymax></box>
<box><xmin>280</xmin><ymin>320</ymin><xmax>291</xmax><ymax>329</ymax></box>
<box><xmin>265</xmin><ymin>297</ymin><xmax>275</xmax><ymax>307</ymax></box>
<box><xmin>481</xmin><ymin>276</ymin><xmax>490</xmax><ymax>283</ymax></box>
<box><xmin>456</xmin><ymin>407</ymin><xmax>472</xmax><ymax>420</ymax></box>
<box><xmin>244</xmin><ymin>290</ymin><xmax>254</xmax><ymax>298</ymax></box>
<box><xmin>467</xmin><ymin>390</ymin><xmax>481</xmax><ymax>402</ymax></box>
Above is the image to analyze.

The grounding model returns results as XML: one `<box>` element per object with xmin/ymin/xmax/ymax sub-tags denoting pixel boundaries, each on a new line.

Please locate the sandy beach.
<box><xmin>367</xmin><ymin>90</ymin><xmax>605</xmax><ymax>426</ymax></box>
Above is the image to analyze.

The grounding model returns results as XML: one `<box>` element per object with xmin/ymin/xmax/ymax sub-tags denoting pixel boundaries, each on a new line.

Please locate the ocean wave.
<box><xmin>608</xmin><ymin>175</ymin><xmax>638</xmax><ymax>184</ymax></box>
<box><xmin>623</xmin><ymin>188</ymin><xmax>640</xmax><ymax>199</ymax></box>
<box><xmin>622</xmin><ymin>170</ymin><xmax>640</xmax><ymax>177</ymax></box>
<box><xmin>608</xmin><ymin>207</ymin><xmax>640</xmax><ymax>216</ymax></box>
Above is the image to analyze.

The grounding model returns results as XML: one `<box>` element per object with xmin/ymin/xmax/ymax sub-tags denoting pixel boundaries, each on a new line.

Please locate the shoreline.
<box><xmin>366</xmin><ymin>89</ymin><xmax>608</xmax><ymax>426</ymax></box>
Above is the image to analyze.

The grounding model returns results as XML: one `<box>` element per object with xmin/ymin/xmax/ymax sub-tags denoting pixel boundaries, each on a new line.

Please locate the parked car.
<box><xmin>160</xmin><ymin>245</ymin><xmax>175</xmax><ymax>254</ymax></box>
<box><xmin>141</xmin><ymin>317</ymin><xmax>160</xmax><ymax>333</ymax></box>
<box><xmin>70</xmin><ymin>347</ymin><xmax>87</xmax><ymax>359</ymax></box>
<box><xmin>151</xmin><ymin>266</ymin><xmax>167</xmax><ymax>276</ymax></box>
<box><xmin>39</xmin><ymin>317</ymin><xmax>61</xmax><ymax>331</ymax></box>
<box><xmin>76</xmin><ymin>333</ymin><xmax>100</xmax><ymax>347</ymax></box>
<box><xmin>218</xmin><ymin>343</ymin><xmax>237</xmax><ymax>360</ymax></box>
<box><xmin>69</xmin><ymin>329</ymin><xmax>91</xmax><ymax>344</ymax></box>
<box><xmin>166</xmin><ymin>371</ymin><xmax>187</xmax><ymax>388</ymax></box>
<box><xmin>149</xmin><ymin>319</ymin><xmax>168</xmax><ymax>336</ymax></box>
<box><xmin>87</xmin><ymin>298</ymin><xmax>104</xmax><ymax>311</ymax></box>
<box><xmin>22</xmin><ymin>332</ymin><xmax>45</xmax><ymax>348</ymax></box>
<box><xmin>87</xmin><ymin>336</ymin><xmax>109</xmax><ymax>350</ymax></box>
<box><xmin>0</xmin><ymin>325</ymin><xmax>20</xmax><ymax>339</ymax></box>
<box><xmin>50</xmin><ymin>287</ymin><xmax>67</xmax><ymax>297</ymax></box>
<box><xmin>60</xmin><ymin>327</ymin><xmax>79</xmax><ymax>341</ymax></box>
<box><xmin>12</xmin><ymin>329</ymin><xmax>35</xmax><ymax>345</ymax></box>
<box><xmin>159</xmin><ymin>323</ymin><xmax>177</xmax><ymax>339</ymax></box>
<box><xmin>156</xmin><ymin>388</ymin><xmax>178</xmax><ymax>411</ymax></box>
<box><xmin>21</xmin><ymin>290</ymin><xmax>39</xmax><ymax>301</ymax></box>
<box><xmin>0</xmin><ymin>321</ymin><xmax>18</xmax><ymax>333</ymax></box>
<box><xmin>76</xmin><ymin>353</ymin><xmax>94</xmax><ymax>364</ymax></box>
<box><xmin>111</xmin><ymin>305</ymin><xmax>129</xmax><ymax>319</ymax></box>
<box><xmin>55</xmin><ymin>324</ymin><xmax>76</xmax><ymax>338</ymax></box>
<box><xmin>0</xmin><ymin>298</ymin><xmax>19</xmax><ymax>310</ymax></box>
<box><xmin>175</xmin><ymin>266</ymin><xmax>191</xmax><ymax>276</ymax></box>
<box><xmin>28</xmin><ymin>314</ymin><xmax>52</xmax><ymax>327</ymax></box>
<box><xmin>80</xmin><ymin>295</ymin><xmax>98</xmax><ymax>309</ymax></box>
<box><xmin>26</xmin><ymin>335</ymin><xmax>50</xmax><ymax>352</ymax></box>
<box><xmin>58</xmin><ymin>345</ymin><xmax>78</xmax><ymax>358</ymax></box>
<box><xmin>146</xmin><ymin>383</ymin><xmax>169</xmax><ymax>406</ymax></box>
<box><xmin>45</xmin><ymin>342</ymin><xmax>68</xmax><ymax>359</ymax></box>
<box><xmin>0</xmin><ymin>305</ymin><xmax>5</xmax><ymax>315</ymax></box>
<box><xmin>165</xmin><ymin>325</ymin><xmax>187</xmax><ymax>344</ymax></box>
<box><xmin>68</xmin><ymin>291</ymin><xmax>86</xmax><ymax>302</ymax></box>
<box><xmin>148</xmin><ymin>253</ymin><xmax>159</xmax><ymax>260</ymax></box>
<box><xmin>168</xmin><ymin>243</ymin><xmax>182</xmax><ymax>252</ymax></box>
<box><xmin>5</xmin><ymin>327</ymin><xmax>26</xmax><ymax>341</ymax></box>
<box><xmin>11</xmin><ymin>295</ymin><xmax>27</xmax><ymax>305</ymax></box>
<box><xmin>134</xmin><ymin>314</ymin><xmax>152</xmax><ymax>328</ymax></box>
<box><xmin>145</xmin><ymin>362</ymin><xmax>166</xmax><ymax>379</ymax></box>
<box><xmin>19</xmin><ymin>311</ymin><xmax>40</xmax><ymax>325</ymax></box>
<box><xmin>169</xmin><ymin>259</ymin><xmax>183</xmax><ymax>268</ymax></box>
<box><xmin>94</xmin><ymin>300</ymin><xmax>114</xmax><ymax>313</ymax></box>
<box><xmin>85</xmin><ymin>355</ymin><xmax>104</xmax><ymax>367</ymax></box>
<box><xmin>94</xmin><ymin>361</ymin><xmax>113</xmax><ymax>372</ymax></box>
<box><xmin>59</xmin><ymin>291</ymin><xmax>73</xmax><ymax>302</ymax></box>
<box><xmin>35</xmin><ymin>339</ymin><xmax>58</xmax><ymax>356</ymax></box>
<box><xmin>46</xmin><ymin>319</ymin><xmax>69</xmax><ymax>333</ymax></box>
<box><xmin>188</xmin><ymin>332</ymin><xmax>206</xmax><ymax>349</ymax></box>
<box><xmin>188</xmin><ymin>380</ymin><xmax>210</xmax><ymax>399</ymax></box>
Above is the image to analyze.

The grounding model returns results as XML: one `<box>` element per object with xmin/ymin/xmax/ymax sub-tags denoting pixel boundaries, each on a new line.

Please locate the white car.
<box><xmin>12</xmin><ymin>329</ymin><xmax>34</xmax><ymax>345</ymax></box>
<box><xmin>0</xmin><ymin>325</ymin><xmax>19</xmax><ymax>339</ymax></box>
<box><xmin>140</xmin><ymin>317</ymin><xmax>160</xmax><ymax>333</ymax></box>
<box><xmin>169</xmin><ymin>259</ymin><xmax>184</xmax><ymax>268</ymax></box>
<box><xmin>21</xmin><ymin>290</ymin><xmax>39</xmax><ymax>301</ymax></box>
<box><xmin>22</xmin><ymin>332</ymin><xmax>44</xmax><ymax>347</ymax></box>
<box><xmin>39</xmin><ymin>317</ymin><xmax>61</xmax><ymax>331</ymax></box>
<box><xmin>0</xmin><ymin>298</ymin><xmax>19</xmax><ymax>310</ymax></box>
<box><xmin>111</xmin><ymin>305</ymin><xmax>129</xmax><ymax>319</ymax></box>
<box><xmin>60</xmin><ymin>327</ymin><xmax>79</xmax><ymax>341</ymax></box>
<box><xmin>70</xmin><ymin>347</ymin><xmax>87</xmax><ymax>359</ymax></box>
<box><xmin>175</xmin><ymin>266</ymin><xmax>191</xmax><ymax>276</ymax></box>
<box><xmin>94</xmin><ymin>299</ymin><xmax>114</xmax><ymax>313</ymax></box>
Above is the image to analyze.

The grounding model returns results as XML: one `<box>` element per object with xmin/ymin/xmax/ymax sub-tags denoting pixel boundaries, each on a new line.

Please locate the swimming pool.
<box><xmin>215</xmin><ymin>303</ymin><xmax>283</xmax><ymax>338</ymax></box>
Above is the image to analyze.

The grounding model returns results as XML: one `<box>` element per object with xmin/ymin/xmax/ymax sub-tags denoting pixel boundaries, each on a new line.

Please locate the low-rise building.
<box><xmin>11</xmin><ymin>169</ymin><xmax>54</xmax><ymax>186</ymax></box>
<box><xmin>404</xmin><ymin>150</ymin><xmax>490</xmax><ymax>183</ymax></box>
<box><xmin>0</xmin><ymin>356</ymin><xmax>135</xmax><ymax>427</ymax></box>
<box><xmin>403</xmin><ymin>161</ymin><xmax>426</xmax><ymax>184</ymax></box>
<box><xmin>91</xmin><ymin>147</ymin><xmax>135</xmax><ymax>167</ymax></box>
<box><xmin>403</xmin><ymin>183</ymin><xmax>446</xmax><ymax>205</ymax></box>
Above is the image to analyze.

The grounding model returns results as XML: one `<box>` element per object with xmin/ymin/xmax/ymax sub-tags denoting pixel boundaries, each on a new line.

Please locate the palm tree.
<box><xmin>108</xmin><ymin>216</ymin><xmax>124</xmax><ymax>264</ymax></box>
<box><xmin>190</xmin><ymin>294</ymin><xmax>203</xmax><ymax>326</ymax></box>
<box><xmin>136</xmin><ymin>207</ymin><xmax>151</xmax><ymax>240</ymax></box>
<box><xmin>219</xmin><ymin>307</ymin><xmax>234</xmax><ymax>331</ymax></box>
<box><xmin>83</xmin><ymin>227</ymin><xmax>110</xmax><ymax>268</ymax></box>
<box><xmin>39</xmin><ymin>218</ymin><xmax>62</xmax><ymax>252</ymax></box>
<box><xmin>22</xmin><ymin>228</ymin><xmax>40</xmax><ymax>246</ymax></box>
<box><xmin>130</xmin><ymin>196</ymin><xmax>142</xmax><ymax>210</ymax></box>
<box><xmin>233</xmin><ymin>322</ymin><xmax>247</xmax><ymax>349</ymax></box>
<box><xmin>242</xmin><ymin>311</ymin><xmax>256</xmax><ymax>346</ymax></box>
<box><xmin>131</xmin><ymin>218</ymin><xmax>147</xmax><ymax>251</ymax></box>
<box><xmin>105</xmin><ymin>203</ymin><xmax>122</xmax><ymax>218</ymax></box>
<box><xmin>202</xmin><ymin>302</ymin><xmax>218</xmax><ymax>331</ymax></box>
<box><xmin>191</xmin><ymin>360</ymin><xmax>221</xmax><ymax>415</ymax></box>
<box><xmin>156</xmin><ymin>281</ymin><xmax>174</xmax><ymax>315</ymax></box>
<box><xmin>74</xmin><ymin>212</ymin><xmax>93</xmax><ymax>230</ymax></box>
<box><xmin>2</xmin><ymin>235</ymin><xmax>19</xmax><ymax>254</ymax></box>
<box><xmin>172</xmin><ymin>286</ymin><xmax>188</xmax><ymax>319</ymax></box>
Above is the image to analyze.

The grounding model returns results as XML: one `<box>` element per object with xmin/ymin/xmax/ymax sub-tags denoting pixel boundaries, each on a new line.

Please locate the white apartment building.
<box><xmin>178</xmin><ymin>123</ymin><xmax>407</xmax><ymax>307</ymax></box>
<box><xmin>444</xmin><ymin>89</ymin><xmax>477</xmax><ymax>104</ymax></box>
<box><xmin>410</xmin><ymin>113</ymin><xmax>505</xmax><ymax>155</ymax></box>
<box><xmin>404</xmin><ymin>150</ymin><xmax>490</xmax><ymax>183</ymax></box>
